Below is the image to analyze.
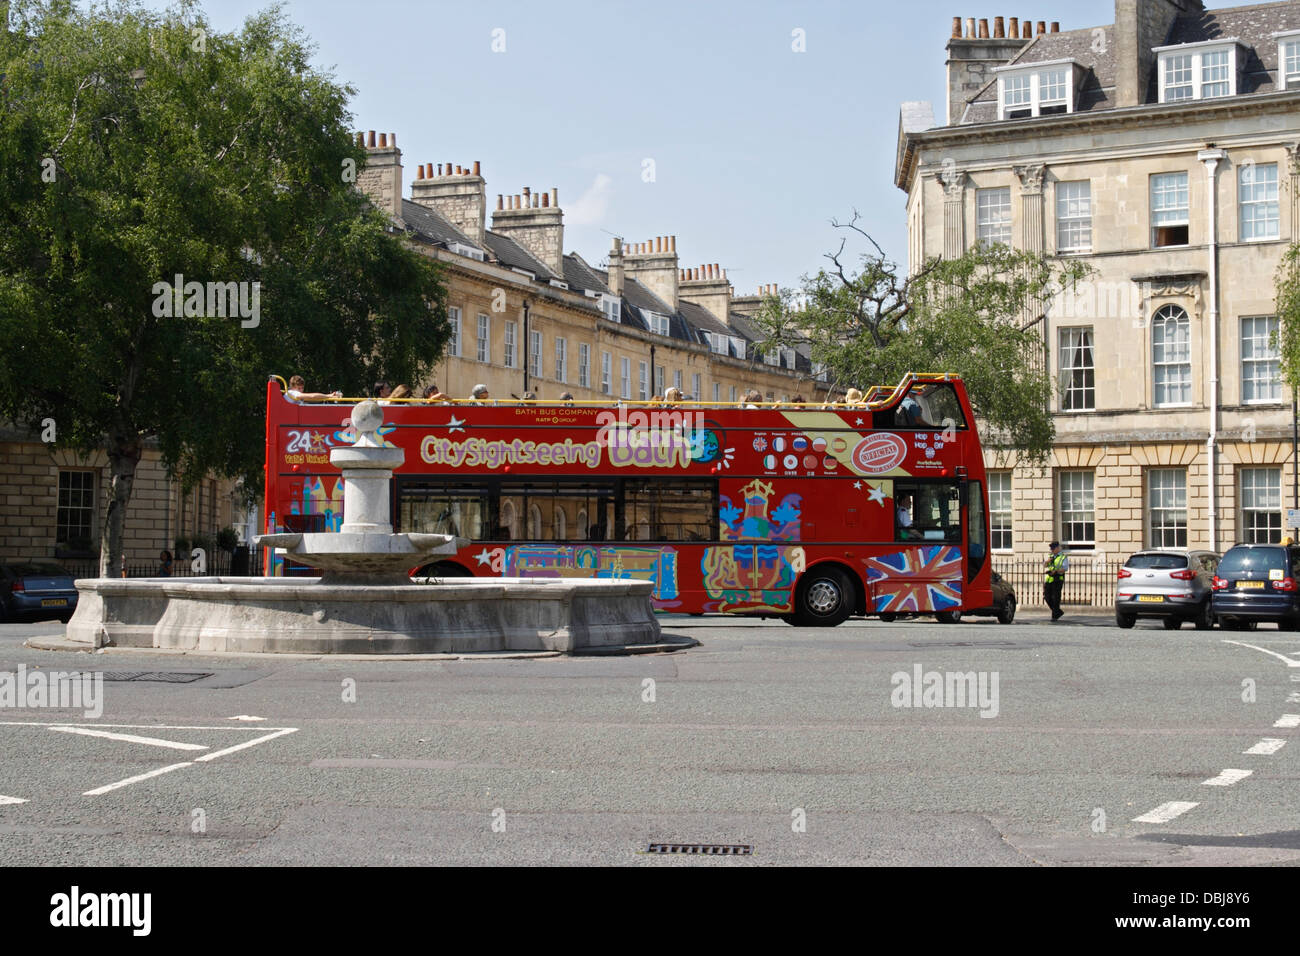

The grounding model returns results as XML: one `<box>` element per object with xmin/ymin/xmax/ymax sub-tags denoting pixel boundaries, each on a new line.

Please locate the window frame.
<box><xmin>989</xmin><ymin>471</ymin><xmax>1013</xmax><ymax>552</ymax></box>
<box><xmin>620</xmin><ymin>357</ymin><xmax>631</xmax><ymax>400</ymax></box>
<box><xmin>578</xmin><ymin>343</ymin><xmax>591</xmax><ymax>389</ymax></box>
<box><xmin>1058</xmin><ymin>326</ymin><xmax>1096</xmax><ymax>412</ymax></box>
<box><xmin>503</xmin><ymin>319</ymin><xmax>517</xmax><ymax>369</ymax></box>
<box><xmin>975</xmin><ymin>187</ymin><xmax>1012</xmax><ymax>247</ymax></box>
<box><xmin>1147</xmin><ymin>468</ymin><xmax>1188</xmax><ymax>549</ymax></box>
<box><xmin>1152</xmin><ymin>304</ymin><xmax>1193</xmax><ymax>407</ymax></box>
<box><xmin>56</xmin><ymin>469</ymin><xmax>97</xmax><ymax>552</ymax></box>
<box><xmin>994</xmin><ymin>60</ymin><xmax>1079</xmax><ymax>119</ymax></box>
<box><xmin>638</xmin><ymin>361</ymin><xmax>648</xmax><ymax>400</ymax></box>
<box><xmin>1150</xmin><ymin>171</ymin><xmax>1190</xmax><ymax>248</ymax></box>
<box><xmin>1154</xmin><ymin>40</ymin><xmax>1240</xmax><ymax>102</ymax></box>
<box><xmin>554</xmin><ymin>336</ymin><xmax>567</xmax><ymax>384</ymax></box>
<box><xmin>1238</xmin><ymin>162</ymin><xmax>1280</xmax><ymax>242</ymax></box>
<box><xmin>1277</xmin><ymin>33</ymin><xmax>1300</xmax><ymax>90</ymax></box>
<box><xmin>1055</xmin><ymin>180</ymin><xmax>1092</xmax><ymax>254</ymax></box>
<box><xmin>528</xmin><ymin>329</ymin><xmax>543</xmax><ymax>379</ymax></box>
<box><xmin>447</xmin><ymin>306</ymin><xmax>462</xmax><ymax>357</ymax></box>
<box><xmin>476</xmin><ymin>313</ymin><xmax>490</xmax><ymax>364</ymax></box>
<box><xmin>1241</xmin><ymin>315</ymin><xmax>1282</xmax><ymax>404</ymax></box>
<box><xmin>1240</xmin><ymin>467</ymin><xmax>1283</xmax><ymax>544</ymax></box>
<box><xmin>1058</xmin><ymin>470</ymin><xmax>1095</xmax><ymax>551</ymax></box>
<box><xmin>600</xmin><ymin>350</ymin><xmax>612</xmax><ymax>395</ymax></box>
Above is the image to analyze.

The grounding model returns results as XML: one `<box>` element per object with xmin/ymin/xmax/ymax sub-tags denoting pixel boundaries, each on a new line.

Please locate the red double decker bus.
<box><xmin>262</xmin><ymin>373</ymin><xmax>993</xmax><ymax>626</ymax></box>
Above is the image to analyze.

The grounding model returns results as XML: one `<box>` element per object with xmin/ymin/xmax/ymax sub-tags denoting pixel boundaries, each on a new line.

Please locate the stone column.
<box><xmin>1287</xmin><ymin>143</ymin><xmax>1300</xmax><ymax>244</ymax></box>
<box><xmin>1014</xmin><ymin>164</ymin><xmax>1047</xmax><ymax>253</ymax></box>
<box><xmin>939</xmin><ymin>167</ymin><xmax>967</xmax><ymax>259</ymax></box>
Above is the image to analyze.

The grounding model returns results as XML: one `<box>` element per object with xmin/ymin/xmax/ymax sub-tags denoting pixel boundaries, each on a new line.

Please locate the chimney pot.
<box><xmin>367</xmin><ymin>130</ymin><xmax>376</xmax><ymax>147</ymax></box>
<box><xmin>541</xmin><ymin>193</ymin><xmax>549</xmax><ymax>207</ymax></box>
<box><xmin>445</xmin><ymin>160</ymin><xmax>451</xmax><ymax>174</ymax></box>
<box><xmin>978</xmin><ymin>18</ymin><xmax>989</xmax><ymax>38</ymax></box>
<box><xmin>669</xmin><ymin>235</ymin><xmax>676</xmax><ymax>252</ymax></box>
<box><xmin>965</xmin><ymin>17</ymin><xmax>975</xmax><ymax>38</ymax></box>
<box><xmin>523</xmin><ymin>186</ymin><xmax>531</xmax><ymax>199</ymax></box>
<box><xmin>551</xmin><ymin>187</ymin><xmax>558</xmax><ymax>207</ymax></box>
<box><xmin>355</xmin><ymin>131</ymin><xmax>363</xmax><ymax>146</ymax></box>
<box><xmin>497</xmin><ymin>194</ymin><xmax>504</xmax><ymax>210</ymax></box>
<box><xmin>1009</xmin><ymin>17</ymin><xmax>1019</xmax><ymax>36</ymax></box>
<box><xmin>655</xmin><ymin>237</ymin><xmax>662</xmax><ymax>253</ymax></box>
<box><xmin>993</xmin><ymin>16</ymin><xmax>1004</xmax><ymax>38</ymax></box>
<box><xmin>1036</xmin><ymin>20</ymin><xmax>1045</xmax><ymax>36</ymax></box>
<box><xmin>1050</xmin><ymin>21</ymin><xmax>1059</xmax><ymax>33</ymax></box>
<box><xmin>390</xmin><ymin>134</ymin><xmax>396</xmax><ymax>147</ymax></box>
<box><xmin>613</xmin><ymin>237</ymin><xmax>622</xmax><ymax>253</ymax></box>
<box><xmin>473</xmin><ymin>160</ymin><xmax>481</xmax><ymax>176</ymax></box>
<box><xmin>951</xmin><ymin>16</ymin><xmax>962</xmax><ymax>38</ymax></box>
<box><xmin>378</xmin><ymin>133</ymin><xmax>387</xmax><ymax>148</ymax></box>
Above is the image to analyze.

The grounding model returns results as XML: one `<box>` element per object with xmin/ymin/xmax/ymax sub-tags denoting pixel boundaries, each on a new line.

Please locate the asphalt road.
<box><xmin>1</xmin><ymin>610</ymin><xmax>1298</xmax><ymax>867</ymax></box>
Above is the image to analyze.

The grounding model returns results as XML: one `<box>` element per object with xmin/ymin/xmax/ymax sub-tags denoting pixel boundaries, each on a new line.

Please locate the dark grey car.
<box><xmin>0</xmin><ymin>560</ymin><xmax>79</xmax><ymax>623</ymax></box>
<box><xmin>1115</xmin><ymin>550</ymin><xmax>1219</xmax><ymax>630</ymax></box>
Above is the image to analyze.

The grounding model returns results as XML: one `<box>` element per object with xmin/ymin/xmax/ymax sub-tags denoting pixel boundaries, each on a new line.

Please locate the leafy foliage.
<box><xmin>754</xmin><ymin>213</ymin><xmax>1090</xmax><ymax>465</ymax></box>
<box><xmin>1276</xmin><ymin>243</ymin><xmax>1300</xmax><ymax>393</ymax></box>
<box><xmin>0</xmin><ymin>0</ymin><xmax>447</xmax><ymax>572</ymax></box>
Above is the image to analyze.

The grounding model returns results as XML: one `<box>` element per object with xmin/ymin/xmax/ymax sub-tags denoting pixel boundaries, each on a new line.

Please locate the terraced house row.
<box><xmin>355</xmin><ymin>132</ymin><xmax>831</xmax><ymax>407</ymax></box>
<box><xmin>895</xmin><ymin>0</ymin><xmax>1300</xmax><ymax>562</ymax></box>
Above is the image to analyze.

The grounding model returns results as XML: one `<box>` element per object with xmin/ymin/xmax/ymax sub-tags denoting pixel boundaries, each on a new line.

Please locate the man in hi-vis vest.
<box><xmin>1044</xmin><ymin>541</ymin><xmax>1069</xmax><ymax>622</ymax></box>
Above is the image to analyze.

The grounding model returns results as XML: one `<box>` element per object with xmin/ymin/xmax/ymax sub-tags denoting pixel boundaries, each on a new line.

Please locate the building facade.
<box><xmin>355</xmin><ymin>132</ymin><xmax>829</xmax><ymax>410</ymax></box>
<box><xmin>895</xmin><ymin>0</ymin><xmax>1300</xmax><ymax>563</ymax></box>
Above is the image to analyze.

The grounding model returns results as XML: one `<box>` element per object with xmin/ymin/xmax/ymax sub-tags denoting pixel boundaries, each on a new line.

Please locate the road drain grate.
<box><xmin>98</xmin><ymin>672</ymin><xmax>213</xmax><ymax>683</ymax></box>
<box><xmin>645</xmin><ymin>843</ymin><xmax>753</xmax><ymax>856</ymax></box>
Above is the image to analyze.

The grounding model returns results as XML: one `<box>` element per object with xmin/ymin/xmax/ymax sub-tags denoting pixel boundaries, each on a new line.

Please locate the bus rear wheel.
<box><xmin>415</xmin><ymin>561</ymin><xmax>471</xmax><ymax>579</ymax></box>
<box><xmin>793</xmin><ymin>567</ymin><xmax>854</xmax><ymax>627</ymax></box>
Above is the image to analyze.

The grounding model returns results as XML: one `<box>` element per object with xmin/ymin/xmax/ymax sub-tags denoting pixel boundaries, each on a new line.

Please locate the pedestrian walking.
<box><xmin>1044</xmin><ymin>540</ymin><xmax>1069</xmax><ymax>621</ymax></box>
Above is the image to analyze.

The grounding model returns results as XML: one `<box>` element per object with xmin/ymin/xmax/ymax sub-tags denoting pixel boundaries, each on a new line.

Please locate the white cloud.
<box><xmin>565</xmin><ymin>173</ymin><xmax>613</xmax><ymax>226</ymax></box>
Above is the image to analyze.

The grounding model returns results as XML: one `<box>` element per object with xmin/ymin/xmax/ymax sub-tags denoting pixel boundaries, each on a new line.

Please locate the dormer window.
<box><xmin>447</xmin><ymin>241</ymin><xmax>484</xmax><ymax>261</ymax></box>
<box><xmin>1275</xmin><ymin>31</ymin><xmax>1300</xmax><ymax>90</ymax></box>
<box><xmin>597</xmin><ymin>293</ymin><xmax>620</xmax><ymax>323</ymax></box>
<box><xmin>995</xmin><ymin>60</ymin><xmax>1081</xmax><ymax>119</ymax></box>
<box><xmin>645</xmin><ymin>311</ymin><xmax>671</xmax><ymax>337</ymax></box>
<box><xmin>1155</xmin><ymin>40</ymin><xmax>1241</xmax><ymax>102</ymax></box>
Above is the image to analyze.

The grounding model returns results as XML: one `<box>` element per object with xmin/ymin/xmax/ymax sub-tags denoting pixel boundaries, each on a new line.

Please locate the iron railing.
<box><xmin>995</xmin><ymin>558</ymin><xmax>1124</xmax><ymax>608</ymax></box>
<box><xmin>58</xmin><ymin>549</ymin><xmax>265</xmax><ymax>580</ymax></box>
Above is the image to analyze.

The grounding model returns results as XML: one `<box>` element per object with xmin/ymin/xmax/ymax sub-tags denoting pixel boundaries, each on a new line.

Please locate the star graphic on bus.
<box><xmin>853</xmin><ymin>481</ymin><xmax>862</xmax><ymax>490</ymax></box>
<box><xmin>867</xmin><ymin>485</ymin><xmax>888</xmax><ymax>505</ymax></box>
<box><xmin>447</xmin><ymin>415</ymin><xmax>466</xmax><ymax>434</ymax></box>
<box><xmin>474</xmin><ymin>548</ymin><xmax>493</xmax><ymax>566</ymax></box>
<box><xmin>855</xmin><ymin>417</ymin><xmax>865</xmax><ymax>426</ymax></box>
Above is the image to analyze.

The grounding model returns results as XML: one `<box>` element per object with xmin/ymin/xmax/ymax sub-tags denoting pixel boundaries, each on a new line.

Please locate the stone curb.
<box><xmin>24</xmin><ymin>636</ymin><xmax>697</xmax><ymax>661</ymax></box>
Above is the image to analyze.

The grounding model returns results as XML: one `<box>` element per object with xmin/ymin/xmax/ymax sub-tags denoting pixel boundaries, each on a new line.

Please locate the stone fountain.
<box><xmin>58</xmin><ymin>401</ymin><xmax>664</xmax><ymax>655</ymax></box>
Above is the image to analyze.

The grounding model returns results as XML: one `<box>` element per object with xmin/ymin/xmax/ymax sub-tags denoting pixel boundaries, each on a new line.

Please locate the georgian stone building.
<box><xmin>355</xmin><ymin>132</ymin><xmax>828</xmax><ymax>410</ymax></box>
<box><xmin>895</xmin><ymin>0</ymin><xmax>1300</xmax><ymax>563</ymax></box>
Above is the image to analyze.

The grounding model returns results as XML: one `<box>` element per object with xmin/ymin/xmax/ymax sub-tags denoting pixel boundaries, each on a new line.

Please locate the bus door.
<box><xmin>881</xmin><ymin>479</ymin><xmax>965</xmax><ymax>612</ymax></box>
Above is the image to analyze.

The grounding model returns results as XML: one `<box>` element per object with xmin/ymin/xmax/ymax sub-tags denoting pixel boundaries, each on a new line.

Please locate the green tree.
<box><xmin>1276</xmin><ymin>243</ymin><xmax>1300</xmax><ymax>391</ymax></box>
<box><xmin>754</xmin><ymin>213</ymin><xmax>1090</xmax><ymax>465</ymax></box>
<box><xmin>0</xmin><ymin>0</ymin><xmax>447</xmax><ymax>574</ymax></box>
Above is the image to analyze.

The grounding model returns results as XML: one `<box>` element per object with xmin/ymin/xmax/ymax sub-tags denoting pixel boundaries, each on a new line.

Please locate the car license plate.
<box><xmin>1136</xmin><ymin>595</ymin><xmax>1164</xmax><ymax>603</ymax></box>
<box><xmin>41</xmin><ymin>598</ymin><xmax>68</xmax><ymax>607</ymax></box>
<box><xmin>1237</xmin><ymin>581</ymin><xmax>1265</xmax><ymax>589</ymax></box>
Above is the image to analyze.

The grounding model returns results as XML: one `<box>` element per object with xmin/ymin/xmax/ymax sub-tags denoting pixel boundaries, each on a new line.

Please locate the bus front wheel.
<box><xmin>416</xmin><ymin>561</ymin><xmax>471</xmax><ymax>579</ymax></box>
<box><xmin>793</xmin><ymin>567</ymin><xmax>854</xmax><ymax>627</ymax></box>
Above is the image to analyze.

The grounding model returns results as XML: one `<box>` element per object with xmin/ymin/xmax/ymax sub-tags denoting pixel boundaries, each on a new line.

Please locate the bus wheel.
<box><xmin>879</xmin><ymin>612</ymin><xmax>897</xmax><ymax>623</ymax></box>
<box><xmin>935</xmin><ymin>610</ymin><xmax>962</xmax><ymax>624</ymax></box>
<box><xmin>794</xmin><ymin>567</ymin><xmax>853</xmax><ymax>627</ymax></box>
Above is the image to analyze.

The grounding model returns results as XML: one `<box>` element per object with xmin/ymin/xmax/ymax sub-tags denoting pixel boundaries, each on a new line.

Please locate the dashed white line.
<box><xmin>0</xmin><ymin>795</ymin><xmax>28</xmax><ymax>805</ymax></box>
<box><xmin>1133</xmin><ymin>801</ymin><xmax>1199</xmax><ymax>824</ymax></box>
<box><xmin>1272</xmin><ymin>714</ymin><xmax>1300</xmax><ymax>728</ymax></box>
<box><xmin>1288</xmin><ymin>692</ymin><xmax>1300</xmax><ymax>703</ymax></box>
<box><xmin>1244</xmin><ymin>738</ymin><xmax>1287</xmax><ymax>755</ymax></box>
<box><xmin>48</xmin><ymin>726</ymin><xmax>209</xmax><ymax>751</ymax></box>
<box><xmin>83</xmin><ymin>762</ymin><xmax>193</xmax><ymax>796</ymax></box>
<box><xmin>1201</xmin><ymin>769</ymin><xmax>1253</xmax><ymax>787</ymax></box>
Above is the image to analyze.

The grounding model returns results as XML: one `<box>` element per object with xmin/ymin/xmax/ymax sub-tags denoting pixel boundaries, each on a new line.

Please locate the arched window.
<box><xmin>554</xmin><ymin>508</ymin><xmax>566</xmax><ymax>541</ymax></box>
<box><xmin>528</xmin><ymin>504</ymin><xmax>542</xmax><ymax>540</ymax></box>
<box><xmin>500</xmin><ymin>501</ymin><xmax>516</xmax><ymax>540</ymax></box>
<box><xmin>576</xmin><ymin>508</ymin><xmax>588</xmax><ymax>539</ymax></box>
<box><xmin>1152</xmin><ymin>305</ymin><xmax>1191</xmax><ymax>406</ymax></box>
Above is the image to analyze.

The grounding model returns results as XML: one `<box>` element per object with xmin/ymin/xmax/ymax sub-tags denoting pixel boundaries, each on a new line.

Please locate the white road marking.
<box><xmin>0</xmin><ymin>721</ymin><xmax>288</xmax><ymax>731</ymax></box>
<box><xmin>1221</xmin><ymin>640</ymin><xmax>1300</xmax><ymax>667</ymax></box>
<box><xmin>1244</xmin><ymin>738</ymin><xmax>1287</xmax><ymax>755</ymax></box>
<box><xmin>0</xmin><ymin>795</ymin><xmax>28</xmax><ymax>805</ymax></box>
<box><xmin>83</xmin><ymin>763</ymin><xmax>193</xmax><ymax>796</ymax></box>
<box><xmin>193</xmin><ymin>727</ymin><xmax>297</xmax><ymax>762</ymax></box>
<box><xmin>1201</xmin><ymin>768</ymin><xmax>1253</xmax><ymax>787</ymax></box>
<box><xmin>1288</xmin><ymin>692</ymin><xmax>1300</xmax><ymax>703</ymax></box>
<box><xmin>1133</xmin><ymin>801</ymin><xmax>1199</xmax><ymax>824</ymax></box>
<box><xmin>1273</xmin><ymin>714</ymin><xmax>1300</xmax><ymax>728</ymax></box>
<box><xmin>49</xmin><ymin>726</ymin><xmax>209</xmax><ymax>751</ymax></box>
<box><xmin>227</xmin><ymin>715</ymin><xmax>267</xmax><ymax>721</ymax></box>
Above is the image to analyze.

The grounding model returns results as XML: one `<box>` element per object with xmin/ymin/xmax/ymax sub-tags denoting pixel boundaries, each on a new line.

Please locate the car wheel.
<box><xmin>1162</xmin><ymin>616</ymin><xmax>1181</xmax><ymax>630</ymax></box>
<box><xmin>997</xmin><ymin>596</ymin><xmax>1016</xmax><ymax>625</ymax></box>
<box><xmin>935</xmin><ymin>609</ymin><xmax>962</xmax><ymax>624</ymax></box>
<box><xmin>879</xmin><ymin>612</ymin><xmax>897</xmax><ymax>623</ymax></box>
<box><xmin>1224</xmin><ymin>619</ymin><xmax>1258</xmax><ymax>631</ymax></box>
<box><xmin>1116</xmin><ymin>612</ymin><xmax>1136</xmax><ymax>629</ymax></box>
<box><xmin>793</xmin><ymin>567</ymin><xmax>854</xmax><ymax>627</ymax></box>
<box><xmin>1193</xmin><ymin>600</ymin><xmax>1215</xmax><ymax>630</ymax></box>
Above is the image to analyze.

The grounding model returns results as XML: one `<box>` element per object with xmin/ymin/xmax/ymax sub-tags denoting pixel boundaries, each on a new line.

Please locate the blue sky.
<box><xmin>150</xmin><ymin>0</ymin><xmax>1130</xmax><ymax>290</ymax></box>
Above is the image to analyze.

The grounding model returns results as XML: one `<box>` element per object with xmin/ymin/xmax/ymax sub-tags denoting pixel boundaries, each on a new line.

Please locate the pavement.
<box><xmin>1</xmin><ymin>611</ymin><xmax>1298</xmax><ymax>867</ymax></box>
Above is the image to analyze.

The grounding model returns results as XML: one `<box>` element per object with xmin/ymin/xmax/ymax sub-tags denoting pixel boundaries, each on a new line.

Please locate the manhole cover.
<box><xmin>98</xmin><ymin>672</ymin><xmax>213</xmax><ymax>683</ymax></box>
<box><xmin>644</xmin><ymin>843</ymin><xmax>753</xmax><ymax>856</ymax></box>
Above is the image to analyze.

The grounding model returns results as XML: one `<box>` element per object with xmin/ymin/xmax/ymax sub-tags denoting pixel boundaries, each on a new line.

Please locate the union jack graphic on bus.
<box><xmin>864</xmin><ymin>546</ymin><xmax>963</xmax><ymax>613</ymax></box>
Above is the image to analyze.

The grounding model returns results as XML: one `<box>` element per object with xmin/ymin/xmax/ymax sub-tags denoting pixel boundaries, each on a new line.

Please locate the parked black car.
<box><xmin>1211</xmin><ymin>544</ymin><xmax>1300</xmax><ymax>631</ymax></box>
<box><xmin>0</xmin><ymin>560</ymin><xmax>79</xmax><ymax>623</ymax></box>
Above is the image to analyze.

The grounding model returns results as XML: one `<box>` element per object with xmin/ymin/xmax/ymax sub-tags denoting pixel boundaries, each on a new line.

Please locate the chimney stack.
<box><xmin>623</xmin><ymin>235</ymin><xmax>680</xmax><ymax>310</ymax></box>
<box><xmin>1115</xmin><ymin>0</ymin><xmax>1201</xmax><ymax>107</ymax></box>
<box><xmin>679</xmin><ymin>256</ymin><xmax>732</xmax><ymax>325</ymax></box>
<box><xmin>944</xmin><ymin>14</ymin><xmax>1032</xmax><ymax>125</ymax></box>
<box><xmin>608</xmin><ymin>237</ymin><xmax>624</xmax><ymax>296</ymax></box>
<box><xmin>490</xmin><ymin>183</ymin><xmax>565</xmax><ymax>275</ymax></box>
<box><xmin>355</xmin><ymin>130</ymin><xmax>403</xmax><ymax>221</ymax></box>
<box><xmin>409</xmin><ymin>157</ymin><xmax>487</xmax><ymax>246</ymax></box>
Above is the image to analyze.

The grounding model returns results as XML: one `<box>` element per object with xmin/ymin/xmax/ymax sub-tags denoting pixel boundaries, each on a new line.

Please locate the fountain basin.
<box><xmin>64</xmin><ymin>576</ymin><xmax>662</xmax><ymax>654</ymax></box>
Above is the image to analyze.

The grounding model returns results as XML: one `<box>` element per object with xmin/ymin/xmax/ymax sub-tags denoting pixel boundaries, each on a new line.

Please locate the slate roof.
<box><xmin>960</xmin><ymin>0</ymin><xmax>1300</xmax><ymax>124</ymax></box>
<box><xmin>400</xmin><ymin>198</ymin><xmax>477</xmax><ymax>249</ymax></box>
<box><xmin>482</xmin><ymin>230</ymin><xmax>558</xmax><ymax>281</ymax></box>
<box><xmin>561</xmin><ymin>253</ymin><xmax>610</xmax><ymax>295</ymax></box>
